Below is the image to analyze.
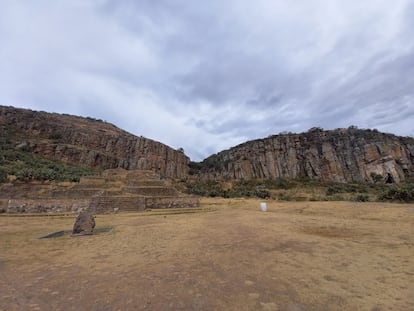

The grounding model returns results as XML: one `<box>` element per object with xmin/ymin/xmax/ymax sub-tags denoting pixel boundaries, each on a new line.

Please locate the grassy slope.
<box><xmin>0</xmin><ymin>147</ymin><xmax>98</xmax><ymax>183</ymax></box>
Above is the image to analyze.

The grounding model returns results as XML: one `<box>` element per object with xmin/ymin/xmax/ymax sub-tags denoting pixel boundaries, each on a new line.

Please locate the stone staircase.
<box><xmin>84</xmin><ymin>168</ymin><xmax>199</xmax><ymax>213</ymax></box>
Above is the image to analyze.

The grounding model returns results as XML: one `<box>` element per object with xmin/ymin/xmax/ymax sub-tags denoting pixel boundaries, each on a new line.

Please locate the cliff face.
<box><xmin>0</xmin><ymin>106</ymin><xmax>189</xmax><ymax>179</ymax></box>
<box><xmin>2</xmin><ymin>106</ymin><xmax>413</xmax><ymax>184</ymax></box>
<box><xmin>197</xmin><ymin>128</ymin><xmax>414</xmax><ymax>183</ymax></box>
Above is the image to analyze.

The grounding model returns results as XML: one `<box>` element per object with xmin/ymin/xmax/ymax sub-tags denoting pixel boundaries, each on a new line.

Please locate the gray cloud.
<box><xmin>0</xmin><ymin>0</ymin><xmax>413</xmax><ymax>160</ymax></box>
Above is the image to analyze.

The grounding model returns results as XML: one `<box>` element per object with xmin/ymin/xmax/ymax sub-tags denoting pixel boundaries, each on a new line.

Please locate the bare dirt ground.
<box><xmin>1</xmin><ymin>199</ymin><xmax>413</xmax><ymax>310</ymax></box>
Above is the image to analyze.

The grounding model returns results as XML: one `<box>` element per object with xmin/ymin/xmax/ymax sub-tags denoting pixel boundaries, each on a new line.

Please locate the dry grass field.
<box><xmin>1</xmin><ymin>199</ymin><xmax>413</xmax><ymax>310</ymax></box>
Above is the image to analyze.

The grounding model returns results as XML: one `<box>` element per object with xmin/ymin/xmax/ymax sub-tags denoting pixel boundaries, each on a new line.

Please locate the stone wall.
<box><xmin>4</xmin><ymin>198</ymin><xmax>89</xmax><ymax>213</ymax></box>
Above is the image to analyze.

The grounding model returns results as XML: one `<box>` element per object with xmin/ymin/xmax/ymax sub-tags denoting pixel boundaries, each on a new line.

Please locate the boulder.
<box><xmin>72</xmin><ymin>211</ymin><xmax>95</xmax><ymax>235</ymax></box>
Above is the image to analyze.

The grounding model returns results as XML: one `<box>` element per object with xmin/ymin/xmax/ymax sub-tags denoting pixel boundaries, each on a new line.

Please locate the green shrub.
<box><xmin>255</xmin><ymin>188</ymin><xmax>271</xmax><ymax>199</ymax></box>
<box><xmin>326</xmin><ymin>183</ymin><xmax>367</xmax><ymax>195</ymax></box>
<box><xmin>378</xmin><ymin>186</ymin><xmax>414</xmax><ymax>202</ymax></box>
<box><xmin>69</xmin><ymin>175</ymin><xmax>81</xmax><ymax>182</ymax></box>
<box><xmin>326</xmin><ymin>186</ymin><xmax>338</xmax><ymax>196</ymax></box>
<box><xmin>276</xmin><ymin>192</ymin><xmax>295</xmax><ymax>201</ymax></box>
<box><xmin>324</xmin><ymin>194</ymin><xmax>346</xmax><ymax>201</ymax></box>
<box><xmin>48</xmin><ymin>132</ymin><xmax>63</xmax><ymax>141</ymax></box>
<box><xmin>0</xmin><ymin>168</ymin><xmax>7</xmax><ymax>183</ymax></box>
<box><xmin>264</xmin><ymin>178</ymin><xmax>294</xmax><ymax>190</ymax></box>
<box><xmin>353</xmin><ymin>194</ymin><xmax>370</xmax><ymax>202</ymax></box>
<box><xmin>16</xmin><ymin>168</ymin><xmax>35</xmax><ymax>181</ymax></box>
<box><xmin>36</xmin><ymin>168</ymin><xmax>58</xmax><ymax>181</ymax></box>
<box><xmin>184</xmin><ymin>179</ymin><xmax>271</xmax><ymax>199</ymax></box>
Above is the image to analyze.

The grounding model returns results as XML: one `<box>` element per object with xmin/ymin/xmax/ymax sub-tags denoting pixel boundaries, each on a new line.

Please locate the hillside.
<box><xmin>193</xmin><ymin>127</ymin><xmax>414</xmax><ymax>184</ymax></box>
<box><xmin>2</xmin><ymin>105</ymin><xmax>414</xmax><ymax>187</ymax></box>
<box><xmin>0</xmin><ymin>105</ymin><xmax>189</xmax><ymax>179</ymax></box>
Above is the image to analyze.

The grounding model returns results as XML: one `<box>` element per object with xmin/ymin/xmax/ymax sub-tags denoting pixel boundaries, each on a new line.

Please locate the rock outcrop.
<box><xmin>0</xmin><ymin>105</ymin><xmax>188</xmax><ymax>179</ymax></box>
<box><xmin>196</xmin><ymin>128</ymin><xmax>414</xmax><ymax>183</ymax></box>
<box><xmin>72</xmin><ymin>211</ymin><xmax>95</xmax><ymax>235</ymax></box>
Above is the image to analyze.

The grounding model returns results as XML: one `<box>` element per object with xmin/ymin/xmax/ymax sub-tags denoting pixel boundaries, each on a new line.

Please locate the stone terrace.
<box><xmin>1</xmin><ymin>168</ymin><xmax>199</xmax><ymax>214</ymax></box>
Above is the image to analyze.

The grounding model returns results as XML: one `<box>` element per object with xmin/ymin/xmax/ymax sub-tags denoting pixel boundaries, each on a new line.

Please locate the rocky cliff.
<box><xmin>0</xmin><ymin>106</ymin><xmax>189</xmax><ymax>179</ymax></box>
<box><xmin>196</xmin><ymin>128</ymin><xmax>414</xmax><ymax>183</ymax></box>
<box><xmin>2</xmin><ymin>106</ymin><xmax>413</xmax><ymax>184</ymax></box>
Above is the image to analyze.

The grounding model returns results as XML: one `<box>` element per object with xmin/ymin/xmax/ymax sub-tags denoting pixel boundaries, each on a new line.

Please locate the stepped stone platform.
<box><xmin>1</xmin><ymin>169</ymin><xmax>199</xmax><ymax>214</ymax></box>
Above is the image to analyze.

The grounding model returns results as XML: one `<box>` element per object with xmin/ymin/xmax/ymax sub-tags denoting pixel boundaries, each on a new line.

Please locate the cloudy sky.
<box><xmin>1</xmin><ymin>1</ymin><xmax>413</xmax><ymax>160</ymax></box>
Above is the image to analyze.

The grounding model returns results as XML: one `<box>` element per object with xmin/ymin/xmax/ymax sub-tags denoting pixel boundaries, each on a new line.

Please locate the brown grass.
<box><xmin>1</xmin><ymin>199</ymin><xmax>413</xmax><ymax>310</ymax></box>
